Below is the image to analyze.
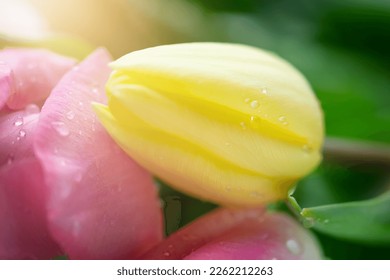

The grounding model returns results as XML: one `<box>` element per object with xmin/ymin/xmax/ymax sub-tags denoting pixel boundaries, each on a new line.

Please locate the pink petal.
<box><xmin>34</xmin><ymin>48</ymin><xmax>163</xmax><ymax>260</ymax></box>
<box><xmin>0</xmin><ymin>159</ymin><xmax>62</xmax><ymax>259</ymax></box>
<box><xmin>0</xmin><ymin>106</ymin><xmax>39</xmax><ymax>167</ymax></box>
<box><xmin>0</xmin><ymin>48</ymin><xmax>76</xmax><ymax>110</ymax></box>
<box><xmin>142</xmin><ymin>208</ymin><xmax>322</xmax><ymax>260</ymax></box>
<box><xmin>0</xmin><ymin>63</ymin><xmax>14</xmax><ymax>111</ymax></box>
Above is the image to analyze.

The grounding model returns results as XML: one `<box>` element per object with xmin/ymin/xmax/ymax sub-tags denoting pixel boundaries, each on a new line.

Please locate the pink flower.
<box><xmin>142</xmin><ymin>208</ymin><xmax>322</xmax><ymax>260</ymax></box>
<box><xmin>0</xmin><ymin>48</ymin><xmax>163</xmax><ymax>259</ymax></box>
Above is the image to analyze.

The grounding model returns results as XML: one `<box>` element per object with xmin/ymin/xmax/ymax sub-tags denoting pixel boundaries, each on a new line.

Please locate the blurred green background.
<box><xmin>2</xmin><ymin>0</ymin><xmax>389</xmax><ymax>260</ymax></box>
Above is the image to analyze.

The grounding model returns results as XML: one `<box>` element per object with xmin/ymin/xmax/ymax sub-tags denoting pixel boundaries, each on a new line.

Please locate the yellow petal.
<box><xmin>93</xmin><ymin>103</ymin><xmax>293</xmax><ymax>207</ymax></box>
<box><xmin>96</xmin><ymin>43</ymin><xmax>324</xmax><ymax>207</ymax></box>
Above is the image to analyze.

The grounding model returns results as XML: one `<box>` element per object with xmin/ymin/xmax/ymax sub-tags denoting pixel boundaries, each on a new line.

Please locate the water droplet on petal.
<box><xmin>250</xmin><ymin>100</ymin><xmax>259</xmax><ymax>109</ymax></box>
<box><xmin>18</xmin><ymin>130</ymin><xmax>26</xmax><ymax>138</ymax></box>
<box><xmin>14</xmin><ymin>118</ymin><xmax>23</xmax><ymax>127</ymax></box>
<box><xmin>302</xmin><ymin>144</ymin><xmax>313</xmax><ymax>154</ymax></box>
<box><xmin>261</xmin><ymin>87</ymin><xmax>268</xmax><ymax>95</ymax></box>
<box><xmin>278</xmin><ymin>116</ymin><xmax>288</xmax><ymax>126</ymax></box>
<box><xmin>163</xmin><ymin>252</ymin><xmax>170</xmax><ymax>257</ymax></box>
<box><xmin>244</xmin><ymin>97</ymin><xmax>251</xmax><ymax>103</ymax></box>
<box><xmin>240</xmin><ymin>121</ymin><xmax>247</xmax><ymax>129</ymax></box>
<box><xmin>91</xmin><ymin>87</ymin><xmax>99</xmax><ymax>94</ymax></box>
<box><xmin>66</xmin><ymin>111</ymin><xmax>75</xmax><ymax>120</ymax></box>
<box><xmin>51</xmin><ymin>121</ymin><xmax>70</xmax><ymax>137</ymax></box>
<box><xmin>286</xmin><ymin>239</ymin><xmax>302</xmax><ymax>255</ymax></box>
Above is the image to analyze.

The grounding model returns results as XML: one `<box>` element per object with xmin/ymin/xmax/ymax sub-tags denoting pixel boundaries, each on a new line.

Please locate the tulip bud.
<box><xmin>94</xmin><ymin>43</ymin><xmax>324</xmax><ymax>207</ymax></box>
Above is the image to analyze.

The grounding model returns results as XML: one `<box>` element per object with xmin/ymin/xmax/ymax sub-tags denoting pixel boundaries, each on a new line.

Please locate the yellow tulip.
<box><xmin>94</xmin><ymin>43</ymin><xmax>324</xmax><ymax>207</ymax></box>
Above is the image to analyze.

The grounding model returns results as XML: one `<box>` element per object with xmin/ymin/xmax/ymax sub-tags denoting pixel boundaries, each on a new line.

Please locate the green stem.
<box><xmin>323</xmin><ymin>137</ymin><xmax>390</xmax><ymax>168</ymax></box>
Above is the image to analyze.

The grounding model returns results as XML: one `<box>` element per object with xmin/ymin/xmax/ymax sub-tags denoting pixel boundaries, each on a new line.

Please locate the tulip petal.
<box><xmin>34</xmin><ymin>49</ymin><xmax>163</xmax><ymax>259</ymax></box>
<box><xmin>142</xmin><ymin>208</ymin><xmax>322</xmax><ymax>260</ymax></box>
<box><xmin>0</xmin><ymin>48</ymin><xmax>76</xmax><ymax>110</ymax></box>
<box><xmin>107</xmin><ymin>83</ymin><xmax>320</xmax><ymax>178</ymax></box>
<box><xmin>111</xmin><ymin>43</ymin><xmax>324</xmax><ymax>148</ymax></box>
<box><xmin>94</xmin><ymin>104</ymin><xmax>288</xmax><ymax>207</ymax></box>
<box><xmin>0</xmin><ymin>159</ymin><xmax>62</xmax><ymax>260</ymax></box>
<box><xmin>0</xmin><ymin>107</ymin><xmax>39</xmax><ymax>167</ymax></box>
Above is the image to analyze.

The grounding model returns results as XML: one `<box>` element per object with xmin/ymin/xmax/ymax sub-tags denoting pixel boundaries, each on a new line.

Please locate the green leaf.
<box><xmin>292</xmin><ymin>191</ymin><xmax>390</xmax><ymax>245</ymax></box>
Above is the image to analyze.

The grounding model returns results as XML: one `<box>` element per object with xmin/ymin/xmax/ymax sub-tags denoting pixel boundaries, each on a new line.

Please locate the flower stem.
<box><xmin>323</xmin><ymin>137</ymin><xmax>390</xmax><ymax>168</ymax></box>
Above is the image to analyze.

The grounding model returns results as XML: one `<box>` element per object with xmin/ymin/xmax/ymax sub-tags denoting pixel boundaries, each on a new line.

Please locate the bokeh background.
<box><xmin>1</xmin><ymin>0</ymin><xmax>389</xmax><ymax>259</ymax></box>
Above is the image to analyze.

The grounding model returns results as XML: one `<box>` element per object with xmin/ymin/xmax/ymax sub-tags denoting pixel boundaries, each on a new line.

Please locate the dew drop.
<box><xmin>286</xmin><ymin>239</ymin><xmax>301</xmax><ymax>255</ymax></box>
<box><xmin>261</xmin><ymin>87</ymin><xmax>268</xmax><ymax>95</ymax></box>
<box><xmin>66</xmin><ymin>111</ymin><xmax>75</xmax><ymax>120</ymax></box>
<box><xmin>250</xmin><ymin>100</ymin><xmax>259</xmax><ymax>109</ymax></box>
<box><xmin>14</xmin><ymin>118</ymin><xmax>23</xmax><ymax>127</ymax></box>
<box><xmin>302</xmin><ymin>144</ymin><xmax>313</xmax><ymax>154</ymax></box>
<box><xmin>91</xmin><ymin>87</ymin><xmax>99</xmax><ymax>94</ymax></box>
<box><xmin>51</xmin><ymin>121</ymin><xmax>70</xmax><ymax>137</ymax></box>
<box><xmin>323</xmin><ymin>219</ymin><xmax>330</xmax><ymax>224</ymax></box>
<box><xmin>163</xmin><ymin>252</ymin><xmax>170</xmax><ymax>257</ymax></box>
<box><xmin>244</xmin><ymin>97</ymin><xmax>251</xmax><ymax>103</ymax></box>
<box><xmin>25</xmin><ymin>104</ymin><xmax>40</xmax><ymax>114</ymax></box>
<box><xmin>240</xmin><ymin>121</ymin><xmax>247</xmax><ymax>129</ymax></box>
<box><xmin>18</xmin><ymin>130</ymin><xmax>26</xmax><ymax>138</ymax></box>
<box><xmin>278</xmin><ymin>116</ymin><xmax>288</xmax><ymax>126</ymax></box>
<box><xmin>302</xmin><ymin>217</ymin><xmax>315</xmax><ymax>228</ymax></box>
<box><xmin>78</xmin><ymin>101</ymin><xmax>83</xmax><ymax>107</ymax></box>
